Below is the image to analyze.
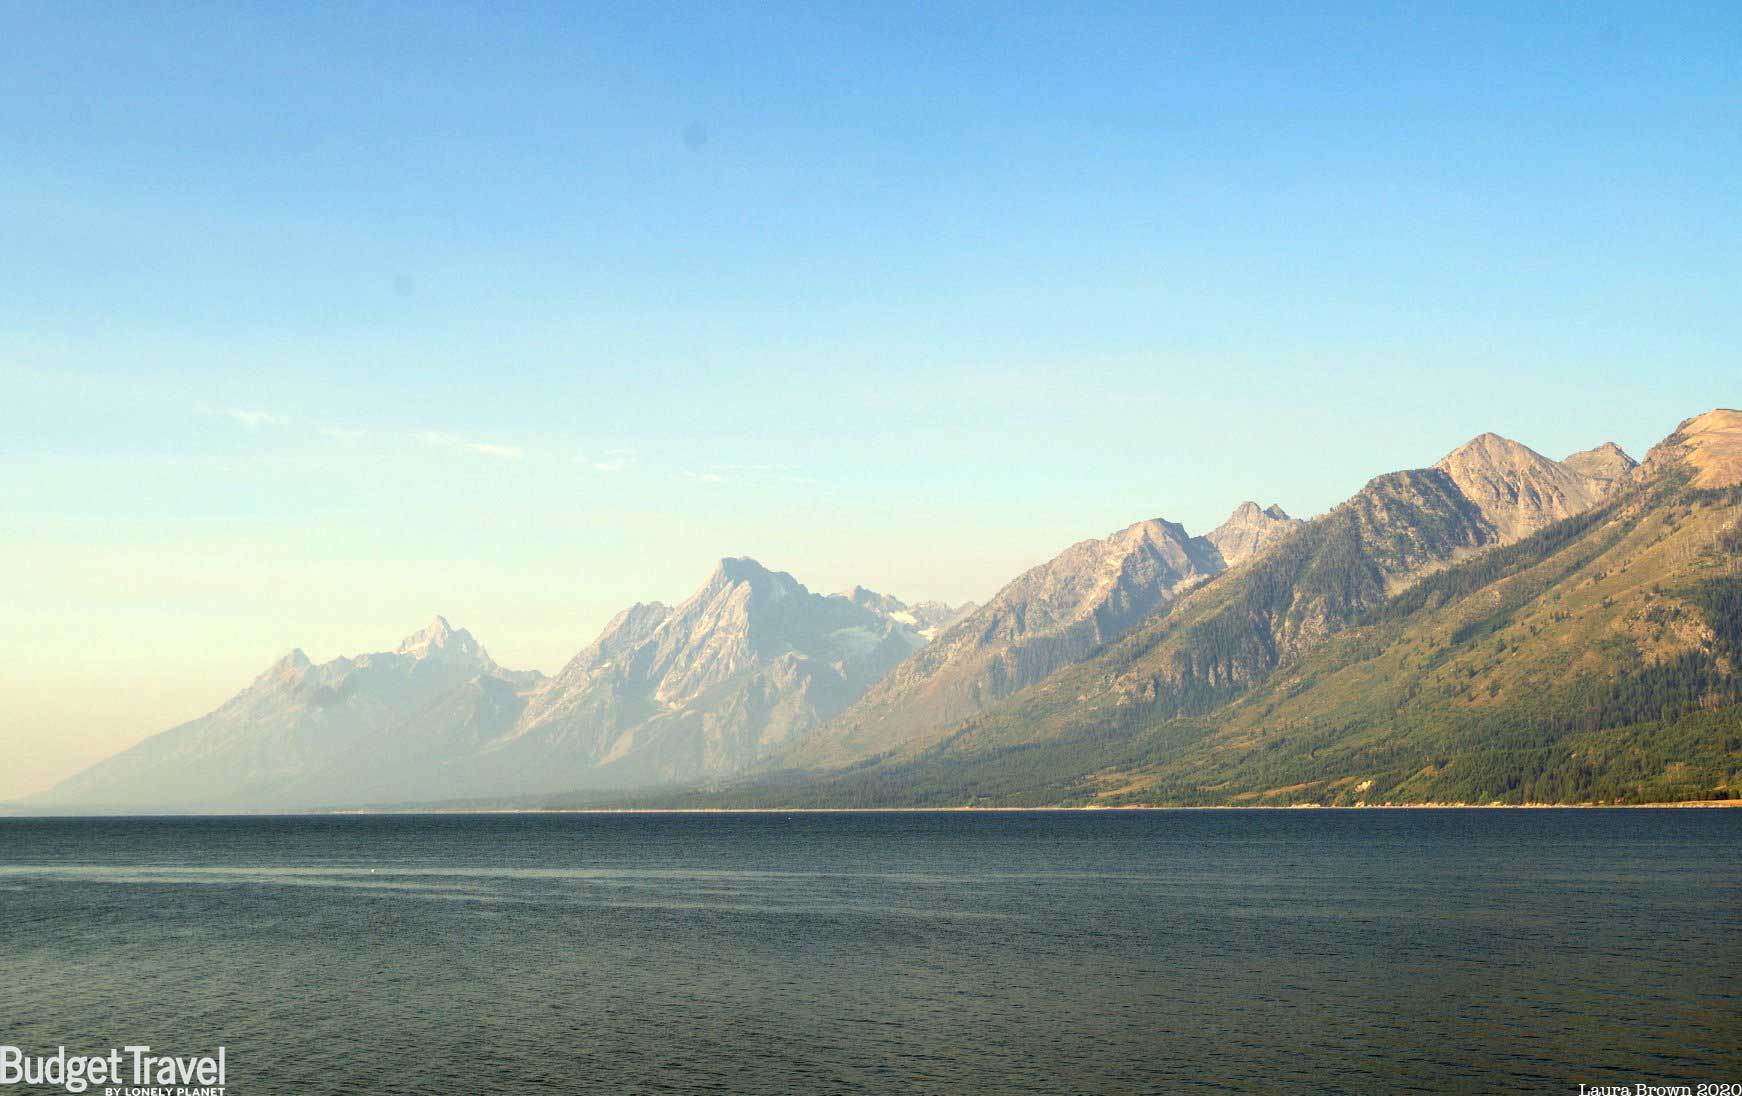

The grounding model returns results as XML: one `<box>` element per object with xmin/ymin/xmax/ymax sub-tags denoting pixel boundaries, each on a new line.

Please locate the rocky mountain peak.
<box><xmin>1562</xmin><ymin>442</ymin><xmax>1639</xmax><ymax>497</ymax></box>
<box><xmin>1438</xmin><ymin>432</ymin><xmax>1537</xmax><ymax>468</ymax></box>
<box><xmin>696</xmin><ymin>558</ymin><xmax>811</xmax><ymax>615</ymax></box>
<box><xmin>837</xmin><ymin>585</ymin><xmax>907</xmax><ymax>614</ymax></box>
<box><xmin>787</xmin><ymin>513</ymin><xmax>1228</xmax><ymax>766</ymax></box>
<box><xmin>1563</xmin><ymin>441</ymin><xmax>1638</xmax><ymax>484</ymax></box>
<box><xmin>834</xmin><ymin>586</ymin><xmax>972</xmax><ymax>641</ymax></box>
<box><xmin>550</xmin><ymin>601</ymin><xmax>672</xmax><ymax>681</ymax></box>
<box><xmin>262</xmin><ymin>648</ymin><xmax>312</xmax><ymax>684</ymax></box>
<box><xmin>493</xmin><ymin>557</ymin><xmax>940</xmax><ymax>790</ymax></box>
<box><xmin>1206</xmin><ymin>500</ymin><xmax>1300</xmax><ymax>568</ymax></box>
<box><xmin>396</xmin><ymin>615</ymin><xmax>488</xmax><ymax>662</ymax></box>
<box><xmin>713</xmin><ymin>556</ymin><xmax>772</xmax><ymax>584</ymax></box>
<box><xmin>43</xmin><ymin>617</ymin><xmax>536</xmax><ymax>809</ymax></box>
<box><xmin>701</xmin><ymin>557</ymin><xmax>813</xmax><ymax>604</ymax></box>
<box><xmin>979</xmin><ymin>517</ymin><xmax>1221</xmax><ymax>637</ymax></box>
<box><xmin>1434</xmin><ymin>432</ymin><xmax>1606</xmax><ymax>543</ymax></box>
<box><xmin>1109</xmin><ymin>516</ymin><xmax>1192</xmax><ymax>549</ymax></box>
<box><xmin>608</xmin><ymin>601</ymin><xmax>672</xmax><ymax>635</ymax></box>
<box><xmin>1641</xmin><ymin>409</ymin><xmax>1742</xmax><ymax>489</ymax></box>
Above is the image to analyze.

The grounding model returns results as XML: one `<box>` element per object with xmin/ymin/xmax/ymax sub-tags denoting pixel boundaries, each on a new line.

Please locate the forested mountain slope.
<box><xmin>777</xmin><ymin>433</ymin><xmax>1627</xmax><ymax>781</ymax></box>
<box><xmin>677</xmin><ymin>413</ymin><xmax>1740</xmax><ymax>807</ymax></box>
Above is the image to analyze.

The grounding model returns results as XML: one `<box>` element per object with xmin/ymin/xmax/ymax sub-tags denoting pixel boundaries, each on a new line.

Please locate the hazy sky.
<box><xmin>3</xmin><ymin>2</ymin><xmax>1739</xmax><ymax>798</ymax></box>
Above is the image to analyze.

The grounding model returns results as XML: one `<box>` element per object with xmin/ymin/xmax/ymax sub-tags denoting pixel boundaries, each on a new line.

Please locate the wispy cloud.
<box><xmin>585</xmin><ymin>448</ymin><xmax>639</xmax><ymax>473</ymax></box>
<box><xmin>416</xmin><ymin>431</ymin><xmax>525</xmax><ymax>461</ymax></box>
<box><xmin>709</xmin><ymin>463</ymin><xmax>800</xmax><ymax>474</ymax></box>
<box><xmin>681</xmin><ymin>462</ymin><xmax>812</xmax><ymax>485</ymax></box>
<box><xmin>199</xmin><ymin>405</ymin><xmax>288</xmax><ymax>429</ymax></box>
<box><xmin>318</xmin><ymin>426</ymin><xmax>367</xmax><ymax>444</ymax></box>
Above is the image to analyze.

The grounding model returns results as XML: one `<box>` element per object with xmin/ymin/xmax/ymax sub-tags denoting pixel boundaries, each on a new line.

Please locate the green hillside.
<box><xmin>654</xmin><ymin>473</ymin><xmax>1741</xmax><ymax>809</ymax></box>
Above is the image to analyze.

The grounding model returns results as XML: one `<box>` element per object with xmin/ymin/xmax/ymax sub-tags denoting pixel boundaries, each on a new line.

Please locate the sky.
<box><xmin>3</xmin><ymin>1</ymin><xmax>1739</xmax><ymax>799</ymax></box>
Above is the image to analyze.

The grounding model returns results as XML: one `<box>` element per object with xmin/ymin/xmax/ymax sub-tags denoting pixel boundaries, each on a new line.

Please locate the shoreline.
<box><xmin>334</xmin><ymin>800</ymin><xmax>1742</xmax><ymax>814</ymax></box>
<box><xmin>6</xmin><ymin>800</ymin><xmax>1739</xmax><ymax>818</ymax></box>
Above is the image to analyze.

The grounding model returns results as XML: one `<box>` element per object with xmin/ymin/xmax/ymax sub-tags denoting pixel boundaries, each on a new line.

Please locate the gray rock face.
<box><xmin>38</xmin><ymin>617</ymin><xmax>541</xmax><ymax>809</ymax></box>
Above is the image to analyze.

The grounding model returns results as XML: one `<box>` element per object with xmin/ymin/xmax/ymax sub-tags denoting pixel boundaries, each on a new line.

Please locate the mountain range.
<box><xmin>29</xmin><ymin>408</ymin><xmax>1742</xmax><ymax>810</ymax></box>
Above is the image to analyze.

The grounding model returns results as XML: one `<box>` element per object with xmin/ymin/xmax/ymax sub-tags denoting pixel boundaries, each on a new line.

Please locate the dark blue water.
<box><xmin>2</xmin><ymin>810</ymin><xmax>1739</xmax><ymax>1093</ymax></box>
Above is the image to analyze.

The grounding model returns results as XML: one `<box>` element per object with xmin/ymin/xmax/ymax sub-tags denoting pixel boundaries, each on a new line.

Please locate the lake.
<box><xmin>2</xmin><ymin>809</ymin><xmax>1739</xmax><ymax>1093</ymax></box>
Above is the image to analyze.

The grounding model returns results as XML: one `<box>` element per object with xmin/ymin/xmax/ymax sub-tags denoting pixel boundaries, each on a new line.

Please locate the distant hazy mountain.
<box><xmin>37</xmin><ymin>617</ymin><xmax>541</xmax><ymax>809</ymax></box>
<box><xmin>45</xmin><ymin>559</ymin><xmax>965</xmax><ymax>808</ymax></box>
<box><xmin>425</xmin><ymin>558</ymin><xmax>940</xmax><ymax>796</ymax></box>
<box><xmin>836</xmin><ymin>586</ymin><xmax>976</xmax><ymax>640</ymax></box>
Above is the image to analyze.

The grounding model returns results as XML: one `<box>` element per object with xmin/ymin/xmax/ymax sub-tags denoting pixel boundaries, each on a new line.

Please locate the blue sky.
<box><xmin>3</xmin><ymin>2</ymin><xmax>1739</xmax><ymax>796</ymax></box>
